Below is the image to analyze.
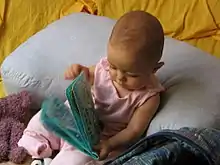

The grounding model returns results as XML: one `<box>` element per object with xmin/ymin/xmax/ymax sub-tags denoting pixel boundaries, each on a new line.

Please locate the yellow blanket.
<box><xmin>0</xmin><ymin>0</ymin><xmax>95</xmax><ymax>97</ymax></box>
<box><xmin>0</xmin><ymin>0</ymin><xmax>219</xmax><ymax>98</ymax></box>
<box><xmin>95</xmin><ymin>0</ymin><xmax>220</xmax><ymax>57</ymax></box>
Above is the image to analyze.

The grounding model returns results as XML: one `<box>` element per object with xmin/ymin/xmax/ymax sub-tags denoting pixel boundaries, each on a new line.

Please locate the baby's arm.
<box><xmin>64</xmin><ymin>64</ymin><xmax>95</xmax><ymax>85</ymax></box>
<box><xmin>108</xmin><ymin>94</ymin><xmax>160</xmax><ymax>151</ymax></box>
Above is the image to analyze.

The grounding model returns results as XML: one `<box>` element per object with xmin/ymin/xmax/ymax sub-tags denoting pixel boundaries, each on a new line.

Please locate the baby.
<box><xmin>18</xmin><ymin>11</ymin><xmax>165</xmax><ymax>165</ymax></box>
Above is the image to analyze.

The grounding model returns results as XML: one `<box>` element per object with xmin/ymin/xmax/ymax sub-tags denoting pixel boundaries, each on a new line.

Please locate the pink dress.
<box><xmin>18</xmin><ymin>58</ymin><xmax>164</xmax><ymax>165</ymax></box>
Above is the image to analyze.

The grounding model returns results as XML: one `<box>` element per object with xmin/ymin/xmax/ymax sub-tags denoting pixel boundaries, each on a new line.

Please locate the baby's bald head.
<box><xmin>108</xmin><ymin>11</ymin><xmax>164</xmax><ymax>72</ymax></box>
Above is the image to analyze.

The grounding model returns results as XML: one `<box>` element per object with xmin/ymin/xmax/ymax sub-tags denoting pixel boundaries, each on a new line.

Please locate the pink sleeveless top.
<box><xmin>92</xmin><ymin>58</ymin><xmax>164</xmax><ymax>137</ymax></box>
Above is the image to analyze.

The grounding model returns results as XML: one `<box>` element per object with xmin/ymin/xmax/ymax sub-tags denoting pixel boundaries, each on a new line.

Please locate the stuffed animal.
<box><xmin>0</xmin><ymin>91</ymin><xmax>32</xmax><ymax>164</ymax></box>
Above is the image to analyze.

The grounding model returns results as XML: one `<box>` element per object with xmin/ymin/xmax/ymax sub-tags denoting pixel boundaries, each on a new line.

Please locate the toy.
<box><xmin>0</xmin><ymin>91</ymin><xmax>32</xmax><ymax>163</ymax></box>
<box><xmin>31</xmin><ymin>158</ymin><xmax>52</xmax><ymax>165</ymax></box>
<box><xmin>41</xmin><ymin>72</ymin><xmax>101</xmax><ymax>159</ymax></box>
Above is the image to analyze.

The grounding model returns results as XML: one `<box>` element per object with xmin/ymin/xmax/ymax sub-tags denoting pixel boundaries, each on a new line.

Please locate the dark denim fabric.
<box><xmin>104</xmin><ymin>127</ymin><xmax>220</xmax><ymax>165</ymax></box>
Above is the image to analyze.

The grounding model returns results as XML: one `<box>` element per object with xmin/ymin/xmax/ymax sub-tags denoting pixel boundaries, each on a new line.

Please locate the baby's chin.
<box><xmin>121</xmin><ymin>84</ymin><xmax>146</xmax><ymax>91</ymax></box>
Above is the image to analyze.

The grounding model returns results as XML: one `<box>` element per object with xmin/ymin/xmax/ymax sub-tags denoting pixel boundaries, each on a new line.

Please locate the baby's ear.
<box><xmin>153</xmin><ymin>62</ymin><xmax>164</xmax><ymax>73</ymax></box>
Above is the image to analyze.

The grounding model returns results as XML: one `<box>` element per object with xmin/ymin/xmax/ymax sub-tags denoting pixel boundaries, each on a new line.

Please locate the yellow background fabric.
<box><xmin>96</xmin><ymin>0</ymin><xmax>220</xmax><ymax>57</ymax></box>
<box><xmin>0</xmin><ymin>0</ymin><xmax>220</xmax><ymax>98</ymax></box>
<box><xmin>0</xmin><ymin>0</ymin><xmax>86</xmax><ymax>65</ymax></box>
<box><xmin>0</xmin><ymin>0</ymin><xmax>90</xmax><ymax>97</ymax></box>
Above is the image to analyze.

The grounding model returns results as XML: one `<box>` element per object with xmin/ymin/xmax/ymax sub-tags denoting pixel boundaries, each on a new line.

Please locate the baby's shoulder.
<box><xmin>133</xmin><ymin>75</ymin><xmax>164</xmax><ymax>107</ymax></box>
<box><xmin>95</xmin><ymin>57</ymin><xmax>109</xmax><ymax>70</ymax></box>
<box><xmin>93</xmin><ymin>57</ymin><xmax>110</xmax><ymax>82</ymax></box>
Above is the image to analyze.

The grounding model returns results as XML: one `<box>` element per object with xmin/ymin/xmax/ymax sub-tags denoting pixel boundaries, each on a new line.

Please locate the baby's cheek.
<box><xmin>130</xmin><ymin>79</ymin><xmax>145</xmax><ymax>88</ymax></box>
<box><xmin>109</xmin><ymin>70</ymin><xmax>116</xmax><ymax>80</ymax></box>
<box><xmin>126</xmin><ymin>78</ymin><xmax>137</xmax><ymax>86</ymax></box>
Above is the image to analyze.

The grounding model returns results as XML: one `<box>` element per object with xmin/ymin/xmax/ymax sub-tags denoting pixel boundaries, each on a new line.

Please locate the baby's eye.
<box><xmin>126</xmin><ymin>73</ymin><xmax>139</xmax><ymax>78</ymax></box>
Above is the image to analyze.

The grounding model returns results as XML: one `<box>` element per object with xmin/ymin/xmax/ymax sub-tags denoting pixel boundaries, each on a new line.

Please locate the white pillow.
<box><xmin>1</xmin><ymin>13</ymin><xmax>220</xmax><ymax>135</ymax></box>
<box><xmin>1</xmin><ymin>13</ymin><xmax>114</xmax><ymax>106</ymax></box>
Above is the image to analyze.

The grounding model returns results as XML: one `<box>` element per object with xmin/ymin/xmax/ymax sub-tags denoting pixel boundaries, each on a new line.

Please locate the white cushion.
<box><xmin>1</xmin><ymin>13</ymin><xmax>220</xmax><ymax>135</ymax></box>
<box><xmin>1</xmin><ymin>13</ymin><xmax>114</xmax><ymax>106</ymax></box>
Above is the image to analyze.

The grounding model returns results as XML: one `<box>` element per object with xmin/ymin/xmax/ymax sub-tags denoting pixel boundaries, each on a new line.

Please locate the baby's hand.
<box><xmin>93</xmin><ymin>140</ymin><xmax>112</xmax><ymax>160</ymax></box>
<box><xmin>64</xmin><ymin>64</ymin><xmax>89</xmax><ymax>80</ymax></box>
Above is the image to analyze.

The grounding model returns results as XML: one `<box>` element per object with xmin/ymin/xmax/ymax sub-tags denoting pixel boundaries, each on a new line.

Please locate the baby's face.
<box><xmin>107</xmin><ymin>44</ymin><xmax>155</xmax><ymax>90</ymax></box>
